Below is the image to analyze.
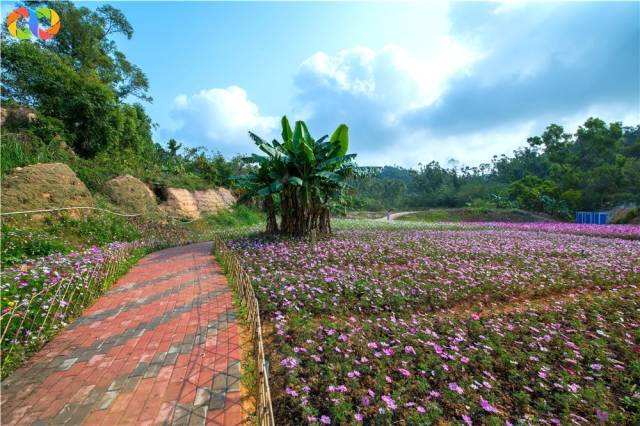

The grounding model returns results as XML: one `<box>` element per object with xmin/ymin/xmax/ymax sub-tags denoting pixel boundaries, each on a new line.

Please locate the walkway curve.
<box><xmin>1</xmin><ymin>242</ymin><xmax>243</xmax><ymax>426</ymax></box>
<box><xmin>375</xmin><ymin>211</ymin><xmax>420</xmax><ymax>221</ymax></box>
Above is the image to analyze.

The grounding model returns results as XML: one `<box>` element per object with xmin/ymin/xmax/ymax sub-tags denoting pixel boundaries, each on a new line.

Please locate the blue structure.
<box><xmin>575</xmin><ymin>211</ymin><xmax>608</xmax><ymax>224</ymax></box>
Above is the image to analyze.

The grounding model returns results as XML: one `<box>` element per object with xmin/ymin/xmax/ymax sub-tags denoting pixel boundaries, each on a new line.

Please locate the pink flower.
<box><xmin>462</xmin><ymin>414</ymin><xmax>473</xmax><ymax>426</ymax></box>
<box><xmin>320</xmin><ymin>415</ymin><xmax>331</xmax><ymax>424</ymax></box>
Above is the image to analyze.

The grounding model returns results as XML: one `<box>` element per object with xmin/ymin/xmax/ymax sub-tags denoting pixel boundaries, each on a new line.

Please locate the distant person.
<box><xmin>386</xmin><ymin>210</ymin><xmax>391</xmax><ymax>221</ymax></box>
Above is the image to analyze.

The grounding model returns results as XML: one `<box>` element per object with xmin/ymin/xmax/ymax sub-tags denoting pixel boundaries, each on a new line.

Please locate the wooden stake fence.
<box><xmin>212</xmin><ymin>236</ymin><xmax>276</xmax><ymax>426</ymax></box>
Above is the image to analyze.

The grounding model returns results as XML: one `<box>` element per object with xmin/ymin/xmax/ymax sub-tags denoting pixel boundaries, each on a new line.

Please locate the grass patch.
<box><xmin>400</xmin><ymin>207</ymin><xmax>555</xmax><ymax>223</ymax></box>
<box><xmin>204</xmin><ymin>205</ymin><xmax>263</xmax><ymax>228</ymax></box>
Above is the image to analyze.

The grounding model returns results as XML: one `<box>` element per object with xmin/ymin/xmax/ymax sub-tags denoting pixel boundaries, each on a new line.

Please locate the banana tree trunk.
<box><xmin>264</xmin><ymin>196</ymin><xmax>278</xmax><ymax>234</ymax></box>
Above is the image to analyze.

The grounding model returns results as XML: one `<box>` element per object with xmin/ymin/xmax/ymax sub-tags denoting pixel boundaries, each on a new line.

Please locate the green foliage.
<box><xmin>1</xmin><ymin>1</ymin><xmax>153</xmax><ymax>158</ymax></box>
<box><xmin>0</xmin><ymin>225</ymin><xmax>71</xmax><ymax>267</ymax></box>
<box><xmin>1</xmin><ymin>212</ymin><xmax>141</xmax><ymax>267</ymax></box>
<box><xmin>204</xmin><ymin>206</ymin><xmax>263</xmax><ymax>228</ymax></box>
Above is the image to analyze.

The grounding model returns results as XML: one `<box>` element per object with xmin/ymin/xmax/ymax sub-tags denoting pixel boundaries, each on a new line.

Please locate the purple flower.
<box><xmin>405</xmin><ymin>345</ymin><xmax>416</xmax><ymax>354</ymax></box>
<box><xmin>480</xmin><ymin>397</ymin><xmax>498</xmax><ymax>413</ymax></box>
<box><xmin>381</xmin><ymin>395</ymin><xmax>397</xmax><ymax>410</ymax></box>
<box><xmin>320</xmin><ymin>415</ymin><xmax>331</xmax><ymax>424</ymax></box>
<box><xmin>449</xmin><ymin>382</ymin><xmax>464</xmax><ymax>395</ymax></box>
<box><xmin>398</xmin><ymin>368</ymin><xmax>411</xmax><ymax>377</ymax></box>
<box><xmin>596</xmin><ymin>409</ymin><xmax>608</xmax><ymax>422</ymax></box>
<box><xmin>462</xmin><ymin>414</ymin><xmax>473</xmax><ymax>426</ymax></box>
<box><xmin>280</xmin><ymin>357</ymin><xmax>298</xmax><ymax>369</ymax></box>
<box><xmin>354</xmin><ymin>413</ymin><xmax>363</xmax><ymax>422</ymax></box>
<box><xmin>590</xmin><ymin>363</ymin><xmax>603</xmax><ymax>371</ymax></box>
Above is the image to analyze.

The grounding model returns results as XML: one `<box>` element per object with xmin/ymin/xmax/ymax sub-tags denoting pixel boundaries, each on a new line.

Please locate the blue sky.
<box><xmin>5</xmin><ymin>1</ymin><xmax>640</xmax><ymax>166</ymax></box>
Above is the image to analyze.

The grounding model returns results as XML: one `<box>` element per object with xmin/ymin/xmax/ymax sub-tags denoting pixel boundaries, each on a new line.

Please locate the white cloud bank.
<box><xmin>170</xmin><ymin>86</ymin><xmax>277</xmax><ymax>154</ymax></box>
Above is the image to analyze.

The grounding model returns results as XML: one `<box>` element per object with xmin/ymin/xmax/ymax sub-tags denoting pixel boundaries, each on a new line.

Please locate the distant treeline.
<box><xmin>351</xmin><ymin>119</ymin><xmax>640</xmax><ymax>218</ymax></box>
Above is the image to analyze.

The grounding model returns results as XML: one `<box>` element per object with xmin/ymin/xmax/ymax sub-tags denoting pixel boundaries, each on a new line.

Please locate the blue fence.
<box><xmin>575</xmin><ymin>211</ymin><xmax>608</xmax><ymax>225</ymax></box>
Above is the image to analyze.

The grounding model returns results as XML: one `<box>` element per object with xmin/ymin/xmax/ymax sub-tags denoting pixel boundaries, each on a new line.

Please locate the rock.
<box><xmin>103</xmin><ymin>175</ymin><xmax>158</xmax><ymax>215</ymax></box>
<box><xmin>160</xmin><ymin>188</ymin><xmax>200</xmax><ymax>219</ymax></box>
<box><xmin>194</xmin><ymin>189</ymin><xmax>227</xmax><ymax>215</ymax></box>
<box><xmin>215</xmin><ymin>187</ymin><xmax>237</xmax><ymax>207</ymax></box>
<box><xmin>1</xmin><ymin>163</ymin><xmax>94</xmax><ymax>220</ymax></box>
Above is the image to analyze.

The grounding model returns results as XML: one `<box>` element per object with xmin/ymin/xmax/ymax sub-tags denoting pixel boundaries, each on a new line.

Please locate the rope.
<box><xmin>0</xmin><ymin>206</ymin><xmax>199</xmax><ymax>224</ymax></box>
<box><xmin>0</xmin><ymin>206</ymin><xmax>141</xmax><ymax>217</ymax></box>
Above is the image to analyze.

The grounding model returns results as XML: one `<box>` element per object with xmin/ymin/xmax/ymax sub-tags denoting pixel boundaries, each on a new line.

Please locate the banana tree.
<box><xmin>235</xmin><ymin>116</ymin><xmax>370</xmax><ymax>236</ymax></box>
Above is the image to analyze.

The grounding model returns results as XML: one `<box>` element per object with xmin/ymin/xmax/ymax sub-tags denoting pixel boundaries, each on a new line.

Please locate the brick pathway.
<box><xmin>1</xmin><ymin>242</ymin><xmax>244</xmax><ymax>425</ymax></box>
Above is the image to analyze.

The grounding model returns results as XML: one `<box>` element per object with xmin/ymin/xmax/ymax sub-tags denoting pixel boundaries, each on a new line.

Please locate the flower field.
<box><xmin>228</xmin><ymin>225</ymin><xmax>640</xmax><ymax>424</ymax></box>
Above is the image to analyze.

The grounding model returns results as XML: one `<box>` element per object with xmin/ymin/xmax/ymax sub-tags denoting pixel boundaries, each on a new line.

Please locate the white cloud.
<box><xmin>298</xmin><ymin>43</ymin><xmax>479</xmax><ymax>112</ymax></box>
<box><xmin>293</xmin><ymin>43</ymin><xmax>482</xmax><ymax>164</ymax></box>
<box><xmin>170</xmin><ymin>86</ymin><xmax>278</xmax><ymax>154</ymax></box>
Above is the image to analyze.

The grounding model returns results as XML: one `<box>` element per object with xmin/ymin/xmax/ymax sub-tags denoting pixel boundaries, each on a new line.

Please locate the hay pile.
<box><xmin>1</xmin><ymin>163</ymin><xmax>94</xmax><ymax>219</ymax></box>
<box><xmin>103</xmin><ymin>175</ymin><xmax>158</xmax><ymax>215</ymax></box>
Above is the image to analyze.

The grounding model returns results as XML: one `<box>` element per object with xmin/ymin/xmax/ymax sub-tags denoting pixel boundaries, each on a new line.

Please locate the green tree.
<box><xmin>1</xmin><ymin>1</ymin><xmax>152</xmax><ymax>157</ymax></box>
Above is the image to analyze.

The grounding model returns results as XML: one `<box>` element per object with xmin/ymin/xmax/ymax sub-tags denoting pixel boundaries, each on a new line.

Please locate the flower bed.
<box><xmin>228</xmin><ymin>227</ymin><xmax>640</xmax><ymax>424</ymax></box>
<box><xmin>0</xmin><ymin>241</ymin><xmax>145</xmax><ymax>376</ymax></box>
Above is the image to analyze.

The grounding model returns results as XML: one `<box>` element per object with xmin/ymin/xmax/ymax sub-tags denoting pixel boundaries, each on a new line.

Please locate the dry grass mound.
<box><xmin>1</xmin><ymin>163</ymin><xmax>94</xmax><ymax>219</ymax></box>
<box><xmin>103</xmin><ymin>175</ymin><xmax>158</xmax><ymax>215</ymax></box>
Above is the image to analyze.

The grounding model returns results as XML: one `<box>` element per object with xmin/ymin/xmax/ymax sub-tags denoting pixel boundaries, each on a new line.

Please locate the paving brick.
<box><xmin>0</xmin><ymin>242</ymin><xmax>244</xmax><ymax>425</ymax></box>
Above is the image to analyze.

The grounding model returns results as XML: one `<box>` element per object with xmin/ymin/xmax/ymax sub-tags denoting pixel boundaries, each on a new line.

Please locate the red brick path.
<box><xmin>1</xmin><ymin>242</ymin><xmax>244</xmax><ymax>425</ymax></box>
